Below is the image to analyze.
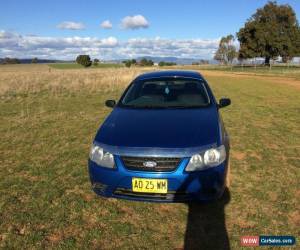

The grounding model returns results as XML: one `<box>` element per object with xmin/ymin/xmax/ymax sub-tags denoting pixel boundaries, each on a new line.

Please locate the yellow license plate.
<box><xmin>132</xmin><ymin>178</ymin><xmax>168</xmax><ymax>194</ymax></box>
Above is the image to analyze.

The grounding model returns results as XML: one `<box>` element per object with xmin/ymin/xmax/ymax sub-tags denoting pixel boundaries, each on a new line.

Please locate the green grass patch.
<box><xmin>179</xmin><ymin>64</ymin><xmax>300</xmax><ymax>80</ymax></box>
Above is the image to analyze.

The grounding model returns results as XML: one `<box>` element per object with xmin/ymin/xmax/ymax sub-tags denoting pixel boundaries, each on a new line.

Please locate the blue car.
<box><xmin>88</xmin><ymin>70</ymin><xmax>231</xmax><ymax>202</ymax></box>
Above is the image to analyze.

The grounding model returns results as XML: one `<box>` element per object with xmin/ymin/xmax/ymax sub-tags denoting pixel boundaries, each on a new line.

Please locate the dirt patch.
<box><xmin>46</xmin><ymin>225</ymin><xmax>84</xmax><ymax>244</ymax></box>
<box><xmin>118</xmin><ymin>206</ymin><xmax>142</xmax><ymax>228</ymax></box>
<box><xmin>156</xmin><ymin>204</ymin><xmax>174</xmax><ymax>215</ymax></box>
<box><xmin>46</xmin><ymin>232</ymin><xmax>63</xmax><ymax>244</ymax></box>
<box><xmin>268</xmin><ymin>144</ymin><xmax>280</xmax><ymax>150</ymax></box>
<box><xmin>295</xmin><ymin>189</ymin><xmax>300</xmax><ymax>199</ymax></box>
<box><xmin>249</xmin><ymin>152</ymin><xmax>262</xmax><ymax>161</ymax></box>
<box><xmin>288</xmin><ymin>211</ymin><xmax>300</xmax><ymax>227</ymax></box>
<box><xmin>82</xmin><ymin>193</ymin><xmax>94</xmax><ymax>202</ymax></box>
<box><xmin>232</xmin><ymin>151</ymin><xmax>246</xmax><ymax>160</ymax></box>
<box><xmin>268</xmin><ymin>191</ymin><xmax>278</xmax><ymax>202</ymax></box>
<box><xmin>234</xmin><ymin>217</ymin><xmax>256</xmax><ymax>229</ymax></box>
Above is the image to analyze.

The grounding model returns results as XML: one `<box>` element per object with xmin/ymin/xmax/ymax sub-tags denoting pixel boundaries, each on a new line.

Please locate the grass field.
<box><xmin>0</xmin><ymin>64</ymin><xmax>299</xmax><ymax>249</ymax></box>
<box><xmin>177</xmin><ymin>64</ymin><xmax>300</xmax><ymax>81</ymax></box>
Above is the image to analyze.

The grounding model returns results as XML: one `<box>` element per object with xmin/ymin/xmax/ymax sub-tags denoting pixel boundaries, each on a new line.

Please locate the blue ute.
<box><xmin>88</xmin><ymin>70</ymin><xmax>231</xmax><ymax>202</ymax></box>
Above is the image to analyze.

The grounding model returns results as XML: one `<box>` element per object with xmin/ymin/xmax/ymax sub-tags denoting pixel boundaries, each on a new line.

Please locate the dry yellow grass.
<box><xmin>0</xmin><ymin>65</ymin><xmax>149</xmax><ymax>96</ymax></box>
<box><xmin>1</xmin><ymin>64</ymin><xmax>299</xmax><ymax>97</ymax></box>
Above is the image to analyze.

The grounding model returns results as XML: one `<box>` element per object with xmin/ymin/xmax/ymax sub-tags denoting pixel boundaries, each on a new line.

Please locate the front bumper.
<box><xmin>88</xmin><ymin>156</ymin><xmax>228</xmax><ymax>202</ymax></box>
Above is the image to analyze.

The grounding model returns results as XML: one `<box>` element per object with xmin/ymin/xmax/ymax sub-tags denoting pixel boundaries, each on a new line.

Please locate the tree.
<box><xmin>237</xmin><ymin>1</ymin><xmax>300</xmax><ymax>65</ymax></box>
<box><xmin>199</xmin><ymin>59</ymin><xmax>209</xmax><ymax>64</ymax></box>
<box><xmin>158</xmin><ymin>61</ymin><xmax>176</xmax><ymax>66</ymax></box>
<box><xmin>123</xmin><ymin>59</ymin><xmax>136</xmax><ymax>67</ymax></box>
<box><xmin>31</xmin><ymin>57</ymin><xmax>38</xmax><ymax>63</ymax></box>
<box><xmin>124</xmin><ymin>60</ymin><xmax>132</xmax><ymax>67</ymax></box>
<box><xmin>192</xmin><ymin>59</ymin><xmax>209</xmax><ymax>65</ymax></box>
<box><xmin>139</xmin><ymin>58</ymin><xmax>154</xmax><ymax>66</ymax></box>
<box><xmin>76</xmin><ymin>55</ymin><xmax>92</xmax><ymax>67</ymax></box>
<box><xmin>214</xmin><ymin>35</ymin><xmax>237</xmax><ymax>65</ymax></box>
<box><xmin>147</xmin><ymin>60</ymin><xmax>154</xmax><ymax>66</ymax></box>
<box><xmin>93</xmin><ymin>58</ymin><xmax>100</xmax><ymax>66</ymax></box>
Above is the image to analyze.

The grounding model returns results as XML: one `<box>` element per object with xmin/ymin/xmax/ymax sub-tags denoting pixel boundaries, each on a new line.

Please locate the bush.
<box><xmin>139</xmin><ymin>58</ymin><xmax>154</xmax><ymax>66</ymax></box>
<box><xmin>93</xmin><ymin>58</ymin><xmax>100</xmax><ymax>66</ymax></box>
<box><xmin>125</xmin><ymin>61</ymin><xmax>132</xmax><ymax>67</ymax></box>
<box><xmin>123</xmin><ymin>59</ymin><xmax>137</xmax><ymax>68</ymax></box>
<box><xmin>158</xmin><ymin>61</ymin><xmax>176</xmax><ymax>66</ymax></box>
<box><xmin>31</xmin><ymin>57</ymin><xmax>38</xmax><ymax>64</ymax></box>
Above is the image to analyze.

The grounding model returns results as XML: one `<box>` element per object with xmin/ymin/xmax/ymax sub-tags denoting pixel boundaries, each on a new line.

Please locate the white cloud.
<box><xmin>123</xmin><ymin>37</ymin><xmax>219</xmax><ymax>58</ymax></box>
<box><xmin>0</xmin><ymin>30</ymin><xmax>219</xmax><ymax>60</ymax></box>
<box><xmin>121</xmin><ymin>15</ymin><xmax>149</xmax><ymax>29</ymax></box>
<box><xmin>101</xmin><ymin>20</ymin><xmax>113</xmax><ymax>29</ymax></box>
<box><xmin>101</xmin><ymin>36</ymin><xmax>118</xmax><ymax>46</ymax></box>
<box><xmin>57</xmin><ymin>21</ymin><xmax>85</xmax><ymax>30</ymax></box>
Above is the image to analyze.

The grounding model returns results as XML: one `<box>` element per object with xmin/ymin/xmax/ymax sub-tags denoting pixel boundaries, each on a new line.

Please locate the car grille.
<box><xmin>121</xmin><ymin>156</ymin><xmax>181</xmax><ymax>172</ymax></box>
<box><xmin>114</xmin><ymin>188</ymin><xmax>190</xmax><ymax>201</ymax></box>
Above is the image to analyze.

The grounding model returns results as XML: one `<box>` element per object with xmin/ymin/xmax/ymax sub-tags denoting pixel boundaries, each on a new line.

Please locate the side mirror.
<box><xmin>105</xmin><ymin>100</ymin><xmax>116</xmax><ymax>108</ymax></box>
<box><xmin>218</xmin><ymin>98</ymin><xmax>231</xmax><ymax>108</ymax></box>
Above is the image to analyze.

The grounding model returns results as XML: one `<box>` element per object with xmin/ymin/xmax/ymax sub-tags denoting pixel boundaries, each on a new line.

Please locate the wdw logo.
<box><xmin>240</xmin><ymin>236</ymin><xmax>259</xmax><ymax>246</ymax></box>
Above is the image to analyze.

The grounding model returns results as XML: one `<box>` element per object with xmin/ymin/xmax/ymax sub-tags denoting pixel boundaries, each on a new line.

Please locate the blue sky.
<box><xmin>1</xmin><ymin>0</ymin><xmax>300</xmax><ymax>60</ymax></box>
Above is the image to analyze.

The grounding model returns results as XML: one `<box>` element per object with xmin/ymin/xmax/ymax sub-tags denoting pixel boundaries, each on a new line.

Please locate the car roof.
<box><xmin>135</xmin><ymin>70</ymin><xmax>204</xmax><ymax>81</ymax></box>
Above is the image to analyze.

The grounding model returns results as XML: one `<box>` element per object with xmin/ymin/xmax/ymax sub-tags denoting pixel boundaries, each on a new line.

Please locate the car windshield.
<box><xmin>119</xmin><ymin>78</ymin><xmax>210</xmax><ymax>108</ymax></box>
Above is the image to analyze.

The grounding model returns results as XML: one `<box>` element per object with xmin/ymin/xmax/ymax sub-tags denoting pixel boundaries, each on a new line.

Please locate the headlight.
<box><xmin>89</xmin><ymin>144</ymin><xmax>115</xmax><ymax>168</ymax></box>
<box><xmin>185</xmin><ymin>145</ymin><xmax>226</xmax><ymax>171</ymax></box>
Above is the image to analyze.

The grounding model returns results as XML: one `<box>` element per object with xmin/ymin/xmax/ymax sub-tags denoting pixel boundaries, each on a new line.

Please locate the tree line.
<box><xmin>122</xmin><ymin>59</ymin><xmax>177</xmax><ymax>67</ymax></box>
<box><xmin>0</xmin><ymin>57</ymin><xmax>39</xmax><ymax>64</ymax></box>
<box><xmin>122</xmin><ymin>58</ymin><xmax>154</xmax><ymax>67</ymax></box>
<box><xmin>75</xmin><ymin>55</ymin><xmax>157</xmax><ymax>67</ymax></box>
<box><xmin>214</xmin><ymin>1</ymin><xmax>300</xmax><ymax>66</ymax></box>
<box><xmin>75</xmin><ymin>56</ymin><xmax>179</xmax><ymax>68</ymax></box>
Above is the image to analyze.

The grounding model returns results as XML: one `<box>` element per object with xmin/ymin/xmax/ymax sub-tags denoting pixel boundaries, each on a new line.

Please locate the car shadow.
<box><xmin>183</xmin><ymin>188</ymin><xmax>231</xmax><ymax>250</ymax></box>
